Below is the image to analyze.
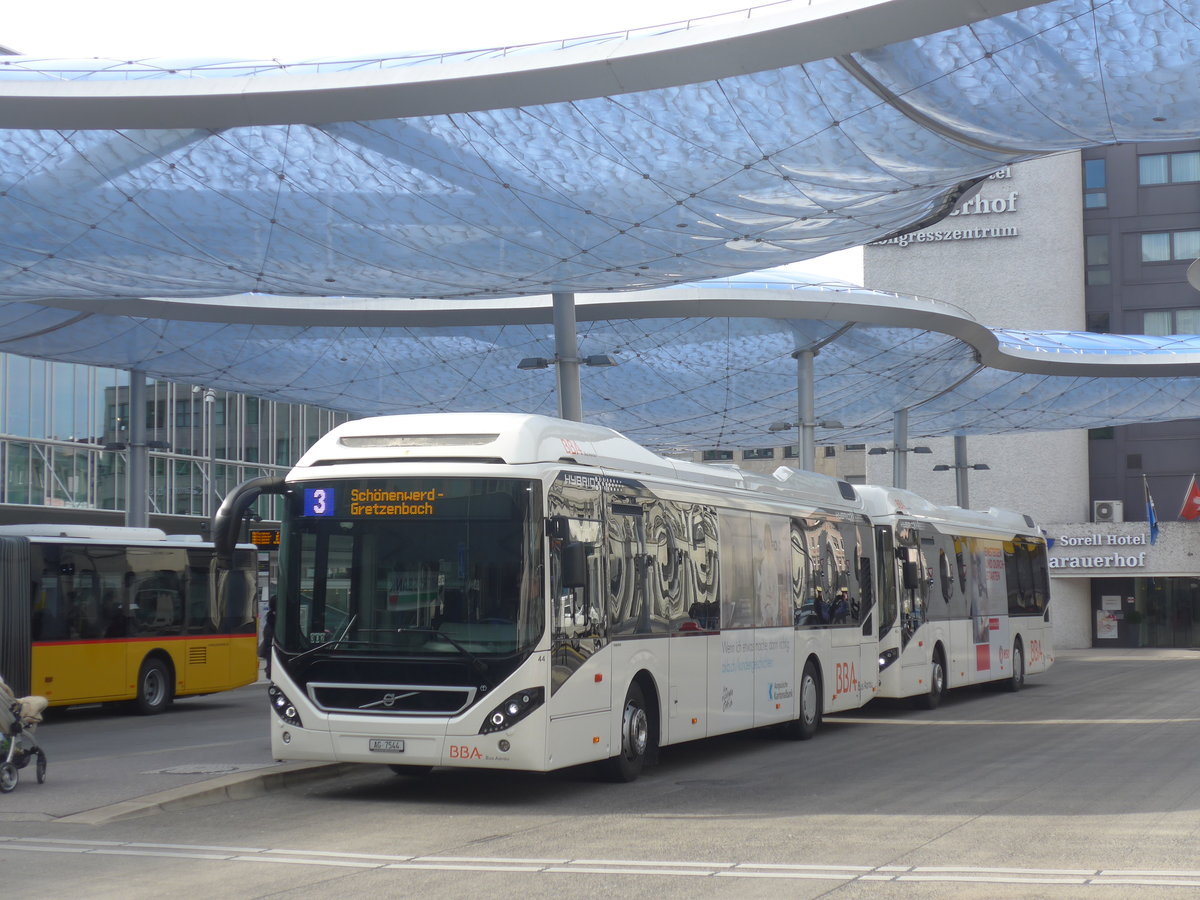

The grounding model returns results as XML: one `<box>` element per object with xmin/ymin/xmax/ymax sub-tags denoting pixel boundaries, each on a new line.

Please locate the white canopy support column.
<box><xmin>795</xmin><ymin>348</ymin><xmax>816</xmax><ymax>472</ymax></box>
<box><xmin>954</xmin><ymin>434</ymin><xmax>971</xmax><ymax>509</ymax></box>
<box><xmin>553</xmin><ymin>292</ymin><xmax>582</xmax><ymax>422</ymax></box>
<box><xmin>787</xmin><ymin>324</ymin><xmax>853</xmax><ymax>471</ymax></box>
<box><xmin>893</xmin><ymin>409</ymin><xmax>909</xmax><ymax>489</ymax></box>
<box><xmin>126</xmin><ymin>370</ymin><xmax>149</xmax><ymax>528</ymax></box>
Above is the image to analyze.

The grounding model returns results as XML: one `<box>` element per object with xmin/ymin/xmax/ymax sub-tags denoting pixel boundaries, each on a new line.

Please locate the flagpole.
<box><xmin>1143</xmin><ymin>474</ymin><xmax>1159</xmax><ymax>545</ymax></box>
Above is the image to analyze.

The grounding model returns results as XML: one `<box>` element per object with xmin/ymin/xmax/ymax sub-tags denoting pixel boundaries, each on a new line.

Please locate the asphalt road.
<box><xmin>0</xmin><ymin>669</ymin><xmax>283</xmax><ymax>821</ymax></box>
<box><xmin>0</xmin><ymin>648</ymin><xmax>1197</xmax><ymax>898</ymax></box>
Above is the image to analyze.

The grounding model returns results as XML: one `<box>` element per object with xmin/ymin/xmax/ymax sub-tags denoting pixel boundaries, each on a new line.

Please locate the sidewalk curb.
<box><xmin>57</xmin><ymin>761</ymin><xmax>357</xmax><ymax>826</ymax></box>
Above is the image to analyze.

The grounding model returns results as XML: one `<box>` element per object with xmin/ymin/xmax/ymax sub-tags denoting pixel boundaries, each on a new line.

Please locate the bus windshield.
<box><xmin>278</xmin><ymin>478</ymin><xmax>543</xmax><ymax>659</ymax></box>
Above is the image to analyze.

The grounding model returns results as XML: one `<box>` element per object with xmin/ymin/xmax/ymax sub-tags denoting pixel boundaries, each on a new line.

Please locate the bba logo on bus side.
<box><xmin>305</xmin><ymin>488</ymin><xmax>335</xmax><ymax>516</ymax></box>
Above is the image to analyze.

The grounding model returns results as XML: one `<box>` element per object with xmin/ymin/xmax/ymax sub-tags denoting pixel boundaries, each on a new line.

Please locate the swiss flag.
<box><xmin>1181</xmin><ymin>475</ymin><xmax>1200</xmax><ymax>521</ymax></box>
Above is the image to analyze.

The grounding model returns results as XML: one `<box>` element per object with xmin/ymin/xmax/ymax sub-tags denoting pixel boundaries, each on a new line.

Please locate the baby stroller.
<box><xmin>0</xmin><ymin>676</ymin><xmax>47</xmax><ymax>793</ymax></box>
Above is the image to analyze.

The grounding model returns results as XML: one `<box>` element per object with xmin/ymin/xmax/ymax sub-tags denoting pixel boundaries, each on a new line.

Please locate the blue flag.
<box><xmin>1144</xmin><ymin>475</ymin><xmax>1159</xmax><ymax>545</ymax></box>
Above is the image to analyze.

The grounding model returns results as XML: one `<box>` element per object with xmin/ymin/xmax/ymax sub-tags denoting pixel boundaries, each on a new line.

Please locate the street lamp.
<box><xmin>933</xmin><ymin>435</ymin><xmax>989</xmax><ymax>508</ymax></box>
<box><xmin>769</xmin><ymin>420</ymin><xmax>843</xmax><ymax>470</ymax></box>
<box><xmin>867</xmin><ymin>443</ymin><xmax>931</xmax><ymax>490</ymax></box>
<box><xmin>516</xmin><ymin>352</ymin><xmax>618</xmax><ymax>422</ymax></box>
<box><xmin>517</xmin><ymin>354</ymin><xmax>617</xmax><ymax>370</ymax></box>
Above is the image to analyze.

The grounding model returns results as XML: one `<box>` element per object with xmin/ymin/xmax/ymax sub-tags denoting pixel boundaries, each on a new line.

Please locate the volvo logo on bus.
<box><xmin>360</xmin><ymin>691</ymin><xmax>417</xmax><ymax>709</ymax></box>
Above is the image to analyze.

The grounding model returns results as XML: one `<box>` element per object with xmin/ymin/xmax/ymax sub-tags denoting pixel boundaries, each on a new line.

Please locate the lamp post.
<box><xmin>511</xmin><ymin>292</ymin><xmax>618</xmax><ymax>423</ymax></box>
<box><xmin>933</xmin><ymin>435</ymin><xmax>989</xmax><ymax>508</ymax></box>
<box><xmin>203</xmin><ymin>387</ymin><xmax>216</xmax><ymax>519</ymax></box>
<box><xmin>516</xmin><ymin>350</ymin><xmax>617</xmax><ymax>422</ymax></box>
<box><xmin>127</xmin><ymin>369</ymin><xmax>148</xmax><ymax>528</ymax></box>
<box><xmin>867</xmin><ymin>410</ymin><xmax>931</xmax><ymax>489</ymax></box>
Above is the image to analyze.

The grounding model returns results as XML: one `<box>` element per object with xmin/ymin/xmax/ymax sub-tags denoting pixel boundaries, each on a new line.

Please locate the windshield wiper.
<box><xmin>398</xmin><ymin>626</ymin><xmax>488</xmax><ymax>675</ymax></box>
<box><xmin>292</xmin><ymin>614</ymin><xmax>357</xmax><ymax>663</ymax></box>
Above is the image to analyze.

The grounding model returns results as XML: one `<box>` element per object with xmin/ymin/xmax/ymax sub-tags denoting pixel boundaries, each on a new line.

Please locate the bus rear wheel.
<box><xmin>602</xmin><ymin>682</ymin><xmax>650</xmax><ymax>782</ymax></box>
<box><xmin>1005</xmin><ymin>640</ymin><xmax>1025</xmax><ymax>692</ymax></box>
<box><xmin>135</xmin><ymin>658</ymin><xmax>172</xmax><ymax>715</ymax></box>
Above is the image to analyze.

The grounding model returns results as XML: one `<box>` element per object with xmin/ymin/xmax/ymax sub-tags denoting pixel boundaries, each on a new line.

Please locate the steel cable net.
<box><xmin>0</xmin><ymin>0</ymin><xmax>1195</xmax><ymax>302</ymax></box>
<box><xmin>0</xmin><ymin>0</ymin><xmax>1199</xmax><ymax>448</ymax></box>
<box><xmin>6</xmin><ymin>295</ymin><xmax>1200</xmax><ymax>448</ymax></box>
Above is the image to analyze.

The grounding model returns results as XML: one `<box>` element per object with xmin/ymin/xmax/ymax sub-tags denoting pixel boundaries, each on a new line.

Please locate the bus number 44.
<box><xmin>835</xmin><ymin>662</ymin><xmax>857</xmax><ymax>695</ymax></box>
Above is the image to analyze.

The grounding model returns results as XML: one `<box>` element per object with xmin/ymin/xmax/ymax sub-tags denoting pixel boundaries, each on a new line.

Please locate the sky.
<box><xmin>2</xmin><ymin>0</ymin><xmax>863</xmax><ymax>284</ymax></box>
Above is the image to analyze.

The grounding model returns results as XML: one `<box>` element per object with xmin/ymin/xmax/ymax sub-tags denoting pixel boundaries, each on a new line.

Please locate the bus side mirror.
<box><xmin>901</xmin><ymin>560</ymin><xmax>922</xmax><ymax>591</ymax></box>
<box><xmin>212</xmin><ymin>476</ymin><xmax>285</xmax><ymax>566</ymax></box>
<box><xmin>561</xmin><ymin>541</ymin><xmax>588</xmax><ymax>589</ymax></box>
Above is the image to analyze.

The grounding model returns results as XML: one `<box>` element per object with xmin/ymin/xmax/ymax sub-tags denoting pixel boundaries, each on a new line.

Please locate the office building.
<box><xmin>0</xmin><ymin>356</ymin><xmax>348</xmax><ymax>533</ymax></box>
<box><xmin>865</xmin><ymin>144</ymin><xmax>1200</xmax><ymax>649</ymax></box>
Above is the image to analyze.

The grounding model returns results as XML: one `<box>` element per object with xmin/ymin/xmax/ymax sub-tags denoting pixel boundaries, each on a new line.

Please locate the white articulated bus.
<box><xmin>214</xmin><ymin>413</ymin><xmax>1049</xmax><ymax>781</ymax></box>
<box><xmin>858</xmin><ymin>485</ymin><xmax>1054</xmax><ymax>709</ymax></box>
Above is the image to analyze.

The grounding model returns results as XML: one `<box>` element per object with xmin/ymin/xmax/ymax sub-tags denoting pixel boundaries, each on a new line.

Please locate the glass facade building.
<box><xmin>0</xmin><ymin>353</ymin><xmax>349</xmax><ymax>530</ymax></box>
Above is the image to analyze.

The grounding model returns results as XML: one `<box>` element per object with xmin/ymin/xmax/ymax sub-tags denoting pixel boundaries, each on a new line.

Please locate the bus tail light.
<box><xmin>268</xmin><ymin>684</ymin><xmax>303</xmax><ymax>727</ymax></box>
<box><xmin>479</xmin><ymin>687</ymin><xmax>544</xmax><ymax>734</ymax></box>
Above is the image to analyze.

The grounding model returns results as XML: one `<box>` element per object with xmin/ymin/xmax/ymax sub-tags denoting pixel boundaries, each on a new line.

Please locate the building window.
<box><xmin>1086</xmin><ymin>312</ymin><xmax>1110</xmax><ymax>333</ymax></box>
<box><xmin>743</xmin><ymin>448</ymin><xmax>774</xmax><ymax>460</ymax></box>
<box><xmin>844</xmin><ymin>443</ymin><xmax>866</xmax><ymax>451</ymax></box>
<box><xmin>1088</xmin><ymin>427</ymin><xmax>1114</xmax><ymax>440</ymax></box>
<box><xmin>823</xmin><ymin>446</ymin><xmax>836</xmax><ymax>458</ymax></box>
<box><xmin>1139</xmin><ymin>151</ymin><xmax>1200</xmax><ymax>185</ymax></box>
<box><xmin>1141</xmin><ymin>230</ymin><xmax>1200</xmax><ymax>263</ymax></box>
<box><xmin>1085</xmin><ymin>233</ymin><xmax>1110</xmax><ymax>285</ymax></box>
<box><xmin>701</xmin><ymin>449</ymin><xmax>734</xmax><ymax>461</ymax></box>
<box><xmin>1082</xmin><ymin>158</ymin><xmax>1106</xmax><ymax>208</ymax></box>
<box><xmin>782</xmin><ymin>446</ymin><xmax>798</xmax><ymax>459</ymax></box>
<box><xmin>1144</xmin><ymin>308</ymin><xmax>1200</xmax><ymax>336</ymax></box>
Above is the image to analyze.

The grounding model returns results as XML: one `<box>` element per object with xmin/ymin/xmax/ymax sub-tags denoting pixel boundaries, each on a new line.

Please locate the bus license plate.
<box><xmin>369</xmin><ymin>739</ymin><xmax>405</xmax><ymax>753</ymax></box>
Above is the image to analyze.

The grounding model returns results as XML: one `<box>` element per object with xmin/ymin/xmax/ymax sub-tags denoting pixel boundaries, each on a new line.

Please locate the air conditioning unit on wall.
<box><xmin>1093</xmin><ymin>500</ymin><xmax>1124</xmax><ymax>523</ymax></box>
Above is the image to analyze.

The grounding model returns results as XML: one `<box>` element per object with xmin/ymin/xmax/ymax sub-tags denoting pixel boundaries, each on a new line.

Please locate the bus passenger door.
<box><xmin>898</xmin><ymin>533</ymin><xmax>932</xmax><ymax>689</ymax></box>
<box><xmin>546</xmin><ymin>515</ymin><xmax>611</xmax><ymax>768</ymax></box>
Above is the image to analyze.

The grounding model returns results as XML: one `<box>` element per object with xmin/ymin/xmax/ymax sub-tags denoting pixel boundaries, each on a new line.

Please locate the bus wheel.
<box><xmin>913</xmin><ymin>650</ymin><xmax>946</xmax><ymax>710</ymax></box>
<box><xmin>781</xmin><ymin>660</ymin><xmax>821</xmax><ymax>740</ymax></box>
<box><xmin>602</xmin><ymin>682</ymin><xmax>650</xmax><ymax>782</ymax></box>
<box><xmin>135</xmin><ymin>658</ymin><xmax>172</xmax><ymax>715</ymax></box>
<box><xmin>1005</xmin><ymin>641</ymin><xmax>1025</xmax><ymax>693</ymax></box>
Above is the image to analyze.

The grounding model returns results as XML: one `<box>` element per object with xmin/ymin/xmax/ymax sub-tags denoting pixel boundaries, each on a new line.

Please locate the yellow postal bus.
<box><xmin>0</xmin><ymin>524</ymin><xmax>259</xmax><ymax>713</ymax></box>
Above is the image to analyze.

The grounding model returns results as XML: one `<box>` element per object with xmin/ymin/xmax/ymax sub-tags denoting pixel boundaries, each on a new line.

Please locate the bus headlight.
<box><xmin>268</xmin><ymin>684</ymin><xmax>303</xmax><ymax>727</ymax></box>
<box><xmin>479</xmin><ymin>687</ymin><xmax>543</xmax><ymax>734</ymax></box>
<box><xmin>878</xmin><ymin>648</ymin><xmax>900</xmax><ymax>673</ymax></box>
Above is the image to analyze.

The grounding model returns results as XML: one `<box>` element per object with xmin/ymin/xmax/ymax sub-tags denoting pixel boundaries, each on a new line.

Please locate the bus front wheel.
<box><xmin>780</xmin><ymin>660</ymin><xmax>821</xmax><ymax>740</ymax></box>
<box><xmin>135</xmin><ymin>658</ymin><xmax>172</xmax><ymax>715</ymax></box>
<box><xmin>913</xmin><ymin>650</ymin><xmax>946</xmax><ymax>710</ymax></box>
<box><xmin>602</xmin><ymin>682</ymin><xmax>650</xmax><ymax>782</ymax></box>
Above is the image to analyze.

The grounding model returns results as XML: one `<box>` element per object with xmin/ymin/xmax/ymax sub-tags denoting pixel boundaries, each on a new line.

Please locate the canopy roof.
<box><xmin>6</xmin><ymin>276</ymin><xmax>1200</xmax><ymax>448</ymax></box>
<box><xmin>0</xmin><ymin>0</ymin><xmax>1195</xmax><ymax>302</ymax></box>
<box><xmin>0</xmin><ymin>0</ymin><xmax>1198</xmax><ymax>448</ymax></box>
